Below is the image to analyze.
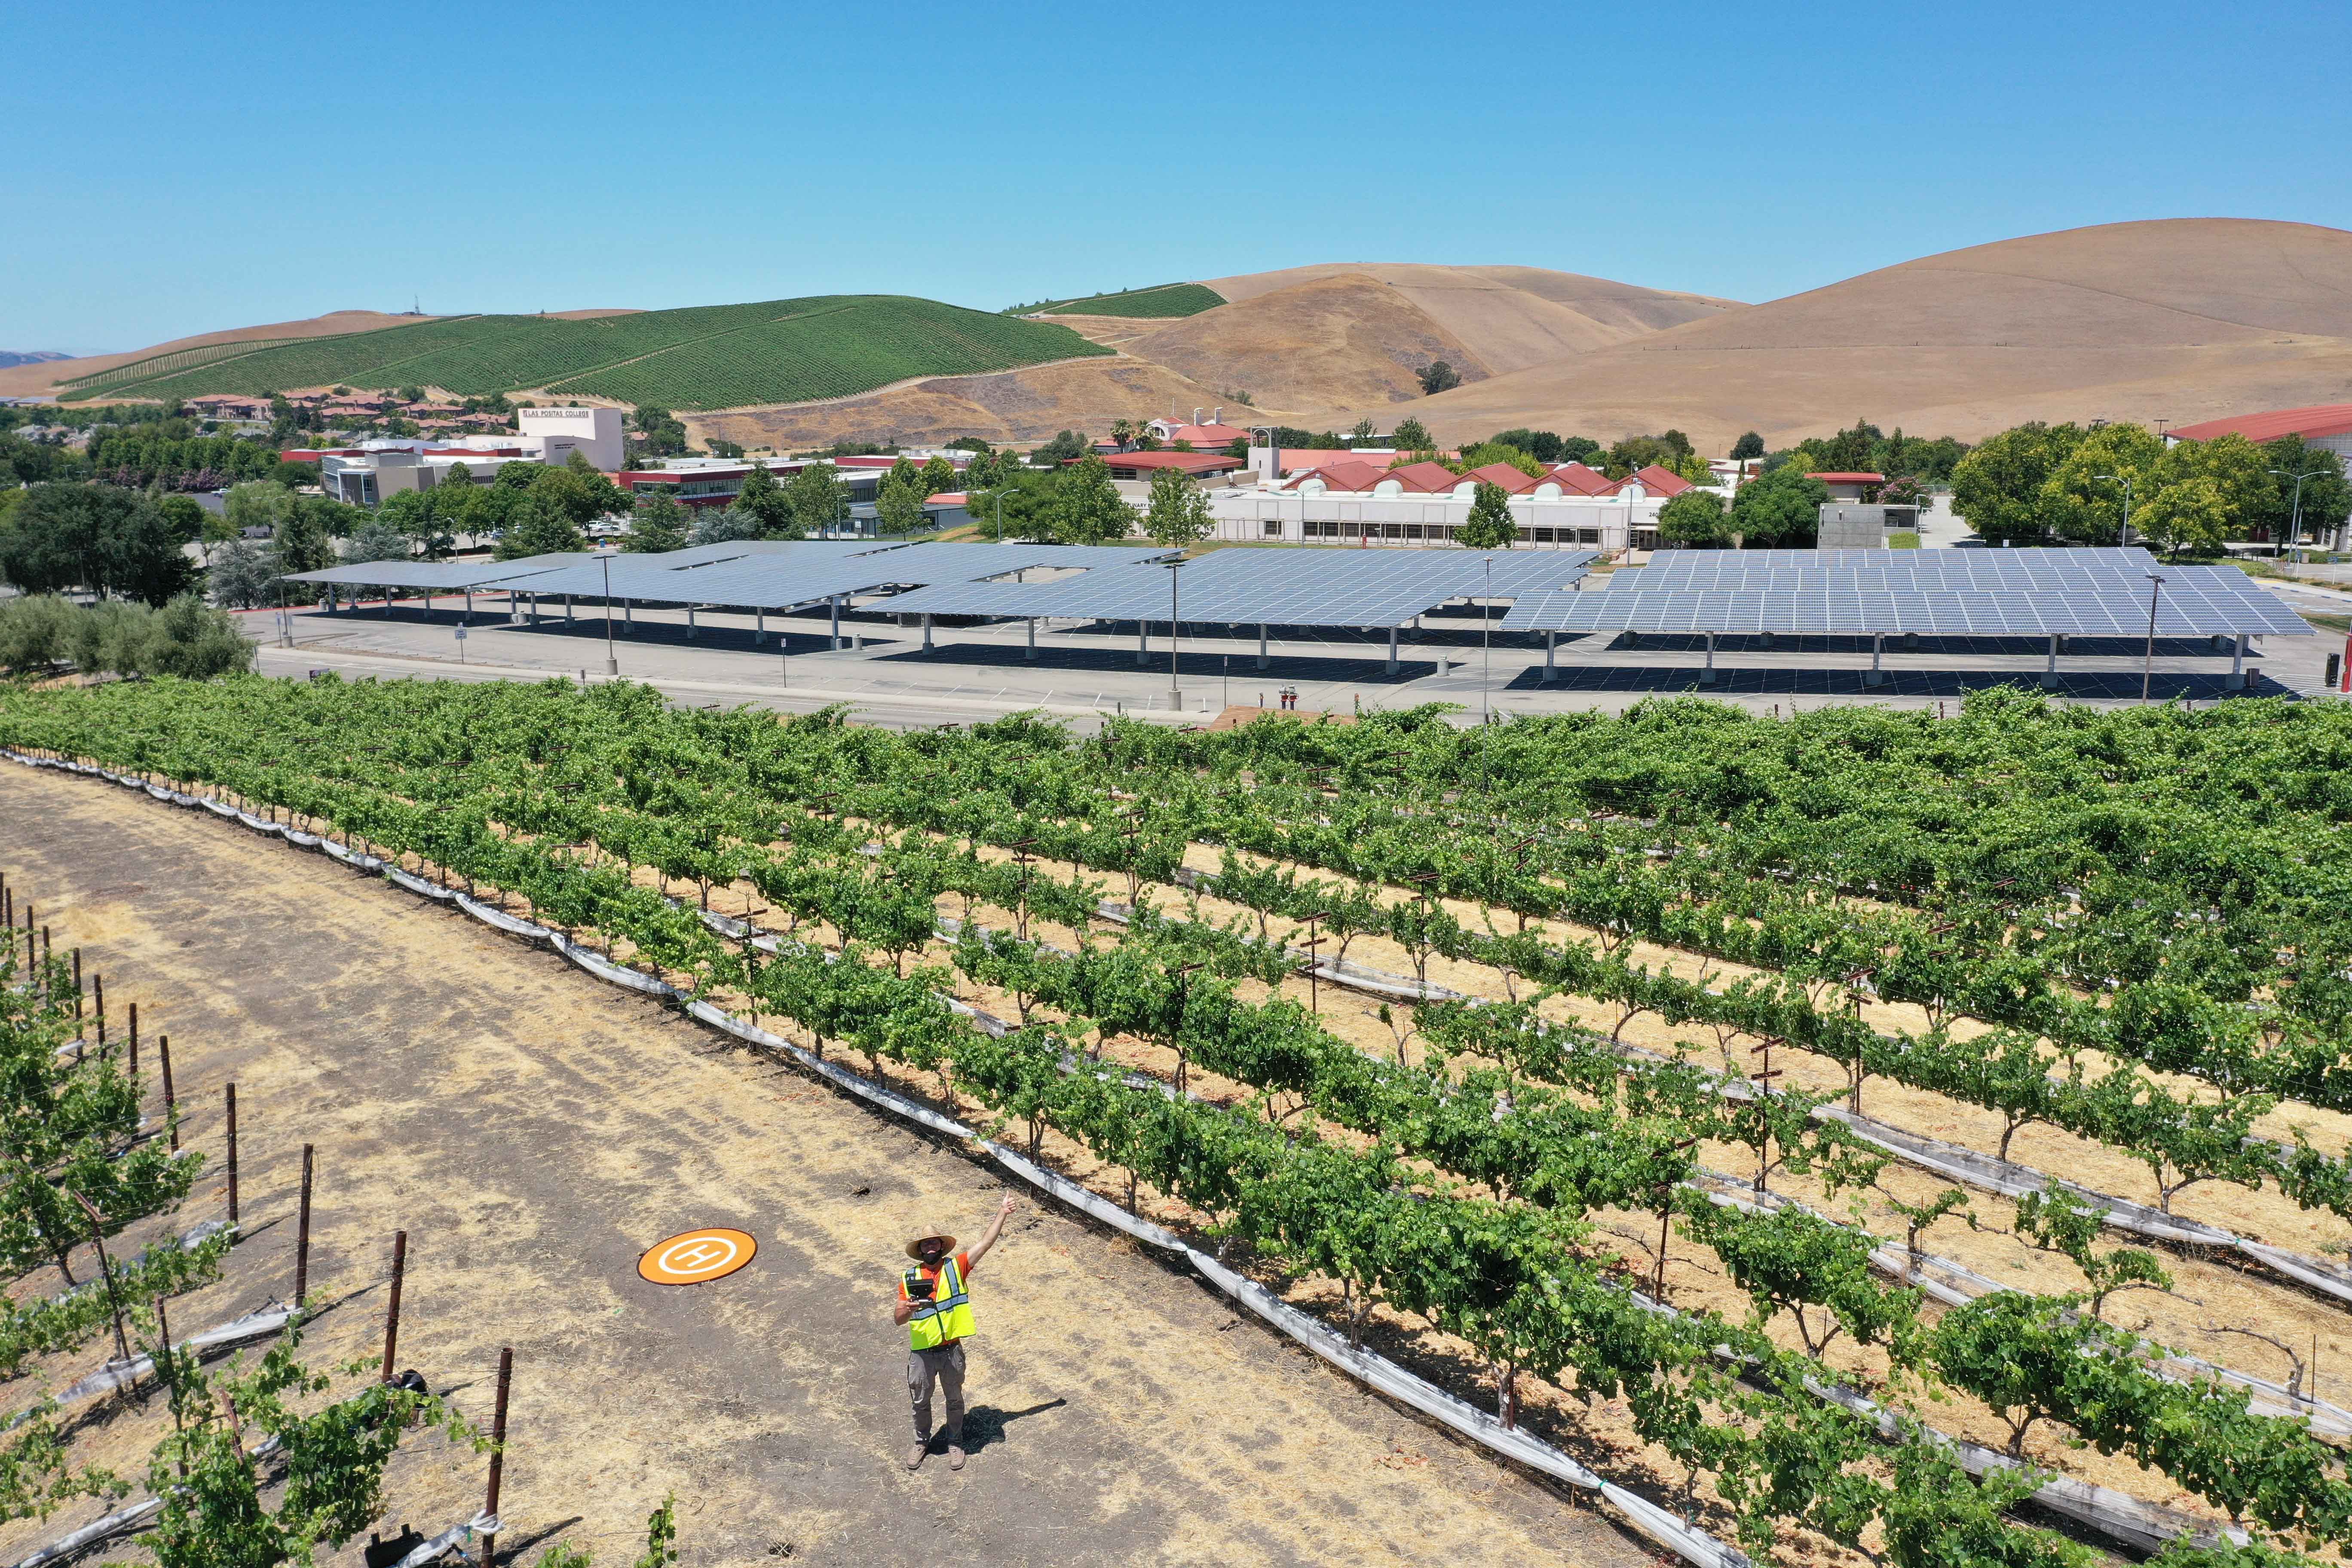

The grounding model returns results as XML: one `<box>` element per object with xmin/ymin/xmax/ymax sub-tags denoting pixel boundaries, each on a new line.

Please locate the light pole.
<box><xmin>994</xmin><ymin>486</ymin><xmax>1005</xmax><ymax>543</ymax></box>
<box><xmin>2269</xmin><ymin>466</ymin><xmax>2312</xmax><ymax>562</ymax></box>
<box><xmin>1163</xmin><ymin>557</ymin><xmax>1182</xmax><ymax>711</ymax></box>
<box><xmin>599</xmin><ymin>552</ymin><xmax>618</xmax><ymax>679</ymax></box>
<box><xmin>2095</xmin><ymin>473</ymin><xmax>2135</xmax><ymax>547</ymax></box>
<box><xmin>2141</xmin><ymin>572</ymin><xmax>2166</xmax><ymax>702</ymax></box>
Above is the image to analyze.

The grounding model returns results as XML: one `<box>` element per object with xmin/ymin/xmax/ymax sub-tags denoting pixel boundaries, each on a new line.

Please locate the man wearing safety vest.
<box><xmin>894</xmin><ymin>1194</ymin><xmax>1019</xmax><ymax>1471</ymax></box>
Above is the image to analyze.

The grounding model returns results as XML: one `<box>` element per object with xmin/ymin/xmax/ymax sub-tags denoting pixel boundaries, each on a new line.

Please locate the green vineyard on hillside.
<box><xmin>1019</xmin><ymin>283</ymin><xmax>1225</xmax><ymax>318</ymax></box>
<box><xmin>66</xmin><ymin>296</ymin><xmax>1112</xmax><ymax>410</ymax></box>
<box><xmin>547</xmin><ymin>297</ymin><xmax>1111</xmax><ymax>407</ymax></box>
<box><xmin>58</xmin><ymin>334</ymin><xmax>321</xmax><ymax>395</ymax></box>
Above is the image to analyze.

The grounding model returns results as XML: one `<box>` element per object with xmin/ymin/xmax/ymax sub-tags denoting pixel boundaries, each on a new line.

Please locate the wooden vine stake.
<box><xmin>224</xmin><ymin>1083</ymin><xmax>239</xmax><ymax>1225</ymax></box>
<box><xmin>380</xmin><ymin>1230</ymin><xmax>407</xmax><ymax>1382</ymax></box>
<box><xmin>294</xmin><ymin>1144</ymin><xmax>314</xmax><ymax>1308</ymax></box>
<box><xmin>159</xmin><ymin>1034</ymin><xmax>178</xmax><ymax>1152</ymax></box>
<box><xmin>480</xmin><ymin>1346</ymin><xmax>514</xmax><ymax>1567</ymax></box>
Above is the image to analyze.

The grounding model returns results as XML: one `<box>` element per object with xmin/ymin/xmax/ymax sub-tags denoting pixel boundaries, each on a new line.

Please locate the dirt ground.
<box><xmin>0</xmin><ymin>764</ymin><xmax>1660</xmax><ymax>1568</ymax></box>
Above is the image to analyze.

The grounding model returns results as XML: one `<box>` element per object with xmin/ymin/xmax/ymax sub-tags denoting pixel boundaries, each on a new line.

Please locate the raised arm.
<box><xmin>963</xmin><ymin>1196</ymin><xmax>1020</xmax><ymax>1273</ymax></box>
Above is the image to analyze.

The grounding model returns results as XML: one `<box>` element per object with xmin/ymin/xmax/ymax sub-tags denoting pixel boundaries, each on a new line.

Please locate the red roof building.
<box><xmin>1376</xmin><ymin>461</ymin><xmax>1467</xmax><ymax>493</ymax></box>
<box><xmin>1098</xmin><ymin>450</ymin><xmax>1247</xmax><ymax>481</ymax></box>
<box><xmin>1457</xmin><ymin>462</ymin><xmax>1541</xmax><ymax>493</ymax></box>
<box><xmin>1612</xmin><ymin>463</ymin><xmax>1697</xmax><ymax>498</ymax></box>
<box><xmin>2166</xmin><ymin>405</ymin><xmax>2352</xmax><ymax>445</ymax></box>
<box><xmin>1545</xmin><ymin>462</ymin><xmax>1615</xmax><ymax>496</ymax></box>
<box><xmin>1288</xmin><ymin>459</ymin><xmax>1389</xmax><ymax>493</ymax></box>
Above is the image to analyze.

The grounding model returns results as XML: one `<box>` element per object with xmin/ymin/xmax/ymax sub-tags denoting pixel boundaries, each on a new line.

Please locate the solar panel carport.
<box><xmin>285</xmin><ymin>541</ymin><xmax>1183</xmax><ymax>646</ymax></box>
<box><xmin>876</xmin><ymin>548</ymin><xmax>1598</xmax><ymax>672</ymax></box>
<box><xmin>1503</xmin><ymin>550</ymin><xmax>2309</xmax><ymax>689</ymax></box>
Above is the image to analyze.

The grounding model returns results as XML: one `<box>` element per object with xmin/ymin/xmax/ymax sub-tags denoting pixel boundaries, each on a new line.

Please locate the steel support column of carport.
<box><xmin>1386</xmin><ymin>625</ymin><xmax>1399</xmax><ymax>675</ymax></box>
<box><xmin>1699</xmin><ymin>631</ymin><xmax>1717</xmax><ymax>684</ymax></box>
<box><xmin>2228</xmin><ymin>633</ymin><xmax>2250</xmax><ymax>689</ymax></box>
<box><xmin>1864</xmin><ymin>632</ymin><xmax>1887</xmax><ymax>687</ymax></box>
<box><xmin>1026</xmin><ymin>617</ymin><xmax>1038</xmax><ymax>660</ymax></box>
<box><xmin>2041</xmin><ymin>635</ymin><xmax>2061</xmax><ymax>690</ymax></box>
<box><xmin>1543</xmin><ymin>630</ymin><xmax>1557</xmax><ymax>683</ymax></box>
<box><xmin>1256</xmin><ymin>624</ymin><xmax>1268</xmax><ymax>670</ymax></box>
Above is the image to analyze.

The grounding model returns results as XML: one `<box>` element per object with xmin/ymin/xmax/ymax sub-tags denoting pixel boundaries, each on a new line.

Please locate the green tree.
<box><xmin>785</xmin><ymin>461</ymin><xmax>844</xmax><ymax>536</ymax></box>
<box><xmin>1032</xmin><ymin>430</ymin><xmax>1090</xmax><ymax>466</ymax></box>
<box><xmin>342</xmin><ymin>515</ymin><xmax>412</xmax><ymax>566</ymax></box>
<box><xmin>2149</xmin><ymin>431</ymin><xmax>2270</xmax><ymax>554</ymax></box>
<box><xmin>154</xmin><ymin>494</ymin><xmax>206</xmax><ymax>544</ymax></box>
<box><xmin>1457</xmin><ymin>481</ymin><xmax>1516</xmax><ymax>549</ymax></box>
<box><xmin>1143</xmin><ymin>464</ymin><xmax>1215</xmax><ymax>546</ymax></box>
<box><xmin>2041</xmin><ymin>423</ymin><xmax>2162</xmax><ymax>545</ymax></box>
<box><xmin>2132</xmin><ymin>475</ymin><xmax>2233</xmax><ymax>557</ymax></box>
<box><xmin>272</xmin><ymin>504</ymin><xmax>336</xmax><ymax>579</ymax></box>
<box><xmin>2258</xmin><ymin>435</ymin><xmax>2352</xmax><ymax>552</ymax></box>
<box><xmin>1048</xmin><ymin>454</ymin><xmax>1134</xmax><ymax>544</ymax></box>
<box><xmin>1657</xmin><ymin>489</ymin><xmax>1732</xmax><ymax>548</ymax></box>
<box><xmin>1391</xmin><ymin>417</ymin><xmax>1433</xmax><ymax>451</ymax></box>
<box><xmin>919</xmin><ymin>455</ymin><xmax>958</xmax><ymax>497</ymax></box>
<box><xmin>1459</xmin><ymin>442</ymin><xmax>1542</xmax><ymax>477</ymax></box>
<box><xmin>1730</xmin><ymin>465</ymin><xmax>1830</xmax><ymax>548</ymax></box>
<box><xmin>1949</xmin><ymin>421</ymin><xmax>2086</xmax><ymax>545</ymax></box>
<box><xmin>495</xmin><ymin>492</ymin><xmax>586</xmax><ymax>559</ymax></box>
<box><xmin>1417</xmin><ymin>361</ymin><xmax>1461</xmax><ymax>395</ymax></box>
<box><xmin>626</xmin><ymin>490</ymin><xmax>691</xmax><ymax>553</ymax></box>
<box><xmin>207</xmin><ymin>539</ymin><xmax>279</xmax><ymax>609</ymax></box>
<box><xmin>1730</xmin><ymin>431</ymin><xmax>1765</xmax><ymax>460</ymax></box>
<box><xmin>734</xmin><ymin>464</ymin><xmax>799</xmax><ymax>538</ymax></box>
<box><xmin>876</xmin><ymin>466</ymin><xmax>927</xmax><ymax>536</ymax></box>
<box><xmin>1603</xmin><ymin>435</ymin><xmax>1675</xmax><ymax>479</ymax></box>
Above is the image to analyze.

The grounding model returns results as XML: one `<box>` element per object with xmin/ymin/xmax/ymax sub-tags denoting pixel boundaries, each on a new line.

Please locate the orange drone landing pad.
<box><xmin>639</xmin><ymin>1228</ymin><xmax>757</xmax><ymax>1286</ymax></box>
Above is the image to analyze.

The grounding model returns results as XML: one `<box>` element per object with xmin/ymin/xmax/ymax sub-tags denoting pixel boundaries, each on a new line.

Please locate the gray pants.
<box><xmin>908</xmin><ymin>1343</ymin><xmax>966</xmax><ymax>1441</ymax></box>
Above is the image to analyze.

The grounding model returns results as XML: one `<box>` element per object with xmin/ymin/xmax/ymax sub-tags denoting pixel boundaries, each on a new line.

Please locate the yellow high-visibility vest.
<box><xmin>903</xmin><ymin>1255</ymin><xmax>975</xmax><ymax>1350</ymax></box>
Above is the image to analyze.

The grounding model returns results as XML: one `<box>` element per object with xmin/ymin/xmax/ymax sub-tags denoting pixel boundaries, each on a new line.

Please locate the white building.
<box><xmin>310</xmin><ymin>406</ymin><xmax>626</xmax><ymax>506</ymax></box>
<box><xmin>1204</xmin><ymin>456</ymin><xmax>1686</xmax><ymax>552</ymax></box>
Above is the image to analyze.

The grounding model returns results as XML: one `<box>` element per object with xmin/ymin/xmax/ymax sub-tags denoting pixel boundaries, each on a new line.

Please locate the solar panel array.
<box><xmin>1503</xmin><ymin>548</ymin><xmax>2309</xmax><ymax>638</ymax></box>
<box><xmin>880</xmin><ymin>548</ymin><xmax>1597</xmax><ymax>629</ymax></box>
<box><xmin>286</xmin><ymin>541</ymin><xmax>1175</xmax><ymax>609</ymax></box>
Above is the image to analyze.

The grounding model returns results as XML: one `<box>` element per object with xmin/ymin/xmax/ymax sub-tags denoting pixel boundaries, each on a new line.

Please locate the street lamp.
<box><xmin>993</xmin><ymin>486</ymin><xmax>1005</xmax><ymax>544</ymax></box>
<box><xmin>2141</xmin><ymin>572</ymin><xmax>2166</xmax><ymax>702</ymax></box>
<box><xmin>1163</xmin><ymin>557</ymin><xmax>1183</xmax><ymax>711</ymax></box>
<box><xmin>599</xmin><ymin>552</ymin><xmax>619</xmax><ymax>678</ymax></box>
<box><xmin>2269</xmin><ymin>466</ymin><xmax>2312</xmax><ymax>562</ymax></box>
<box><xmin>2095</xmin><ymin>473</ymin><xmax>2135</xmax><ymax>547</ymax></box>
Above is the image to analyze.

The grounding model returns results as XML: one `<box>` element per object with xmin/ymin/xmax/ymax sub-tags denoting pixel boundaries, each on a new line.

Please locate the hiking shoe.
<box><xmin>948</xmin><ymin>1445</ymin><xmax>967</xmax><ymax>1471</ymax></box>
<box><xmin>904</xmin><ymin>1442</ymin><xmax>927</xmax><ymax>1471</ymax></box>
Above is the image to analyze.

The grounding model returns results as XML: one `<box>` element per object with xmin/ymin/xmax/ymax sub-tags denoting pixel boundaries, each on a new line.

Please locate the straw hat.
<box><xmin>905</xmin><ymin>1228</ymin><xmax>957</xmax><ymax>1261</ymax></box>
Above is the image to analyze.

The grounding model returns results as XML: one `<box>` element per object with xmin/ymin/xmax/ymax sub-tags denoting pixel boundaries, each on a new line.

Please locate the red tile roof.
<box><xmin>1458</xmin><ymin>462</ymin><xmax>1540</xmax><ymax>493</ymax></box>
<box><xmin>1378</xmin><ymin>460</ymin><xmax>1465</xmax><ymax>493</ymax></box>
<box><xmin>2167</xmin><ymin>404</ymin><xmax>2352</xmax><ymax>444</ymax></box>
<box><xmin>1291</xmin><ymin>459</ymin><xmax>1389</xmax><ymax>492</ymax></box>
<box><xmin>1804</xmin><ymin>471</ymin><xmax>1884</xmax><ymax>484</ymax></box>
<box><xmin>1546</xmin><ymin>462</ymin><xmax>1615</xmax><ymax>496</ymax></box>
<box><xmin>1611</xmin><ymin>463</ymin><xmax>1695</xmax><ymax>497</ymax></box>
<box><xmin>1096</xmin><ymin>450</ymin><xmax>1243</xmax><ymax>474</ymax></box>
<box><xmin>1167</xmin><ymin>423</ymin><xmax>1250</xmax><ymax>447</ymax></box>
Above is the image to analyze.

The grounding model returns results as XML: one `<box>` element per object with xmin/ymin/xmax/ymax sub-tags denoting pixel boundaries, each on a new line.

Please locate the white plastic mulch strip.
<box><xmin>453</xmin><ymin>893</ymin><xmax>551</xmax><ymax>942</ymax></box>
<box><xmin>386</xmin><ymin>867</ymin><xmax>457</xmax><ymax>903</ymax></box>
<box><xmin>11</xmin><ymin>1436</ymin><xmax>290</xmax><ymax>1568</ymax></box>
<box><xmin>389</xmin><ymin>1512</ymin><xmax>500</xmax><ymax>1568</ymax></box>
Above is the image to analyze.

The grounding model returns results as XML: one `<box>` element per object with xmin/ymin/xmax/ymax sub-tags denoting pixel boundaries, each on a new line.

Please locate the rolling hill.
<box><xmin>54</xmin><ymin>297</ymin><xmax>1110</xmax><ymax>411</ymax></box>
<box><xmin>0</xmin><ymin>311</ymin><xmax>429</xmax><ymax>401</ymax></box>
<box><xmin>1368</xmin><ymin>219</ymin><xmax>2352</xmax><ymax>450</ymax></box>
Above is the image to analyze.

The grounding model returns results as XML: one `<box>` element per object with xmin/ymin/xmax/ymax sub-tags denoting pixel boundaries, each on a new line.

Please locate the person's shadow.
<box><xmin>960</xmin><ymin>1398</ymin><xmax>1067</xmax><ymax>1452</ymax></box>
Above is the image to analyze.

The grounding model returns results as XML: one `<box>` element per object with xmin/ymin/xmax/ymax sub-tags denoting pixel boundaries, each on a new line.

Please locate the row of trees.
<box><xmin>0</xmin><ymin>483</ymin><xmax>209</xmax><ymax>603</ymax></box>
<box><xmin>1951</xmin><ymin>420</ymin><xmax>2348</xmax><ymax>553</ymax></box>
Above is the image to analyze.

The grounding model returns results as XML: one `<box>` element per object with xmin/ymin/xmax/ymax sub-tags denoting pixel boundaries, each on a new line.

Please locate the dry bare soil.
<box><xmin>0</xmin><ymin>764</ymin><xmax>1652</xmax><ymax>1568</ymax></box>
<box><xmin>1382</xmin><ymin>218</ymin><xmax>2352</xmax><ymax>449</ymax></box>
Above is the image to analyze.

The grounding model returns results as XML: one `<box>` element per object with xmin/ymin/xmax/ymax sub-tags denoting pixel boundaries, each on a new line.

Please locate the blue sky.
<box><xmin>6</xmin><ymin>0</ymin><xmax>2349</xmax><ymax>354</ymax></box>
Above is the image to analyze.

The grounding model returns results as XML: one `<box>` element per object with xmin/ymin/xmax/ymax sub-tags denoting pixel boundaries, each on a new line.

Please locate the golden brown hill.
<box><xmin>1360</xmin><ymin>219</ymin><xmax>2352</xmax><ymax>451</ymax></box>
<box><xmin>689</xmin><ymin>356</ymin><xmax>1251</xmax><ymax>452</ymax></box>
<box><xmin>0</xmin><ymin>310</ymin><xmax>435</xmax><ymax>400</ymax></box>
<box><xmin>1119</xmin><ymin>273</ymin><xmax>1491</xmax><ymax>410</ymax></box>
<box><xmin>1199</xmin><ymin>262</ymin><xmax>1740</xmax><ymax>374</ymax></box>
